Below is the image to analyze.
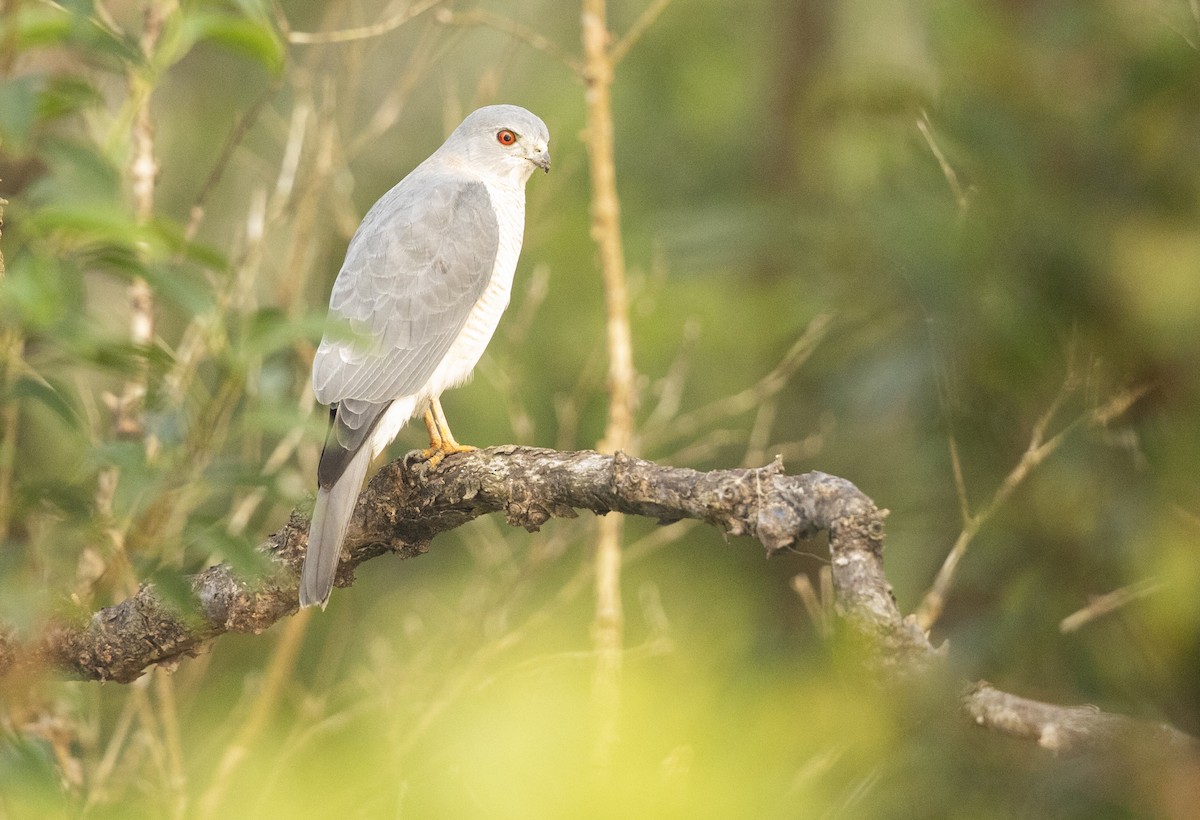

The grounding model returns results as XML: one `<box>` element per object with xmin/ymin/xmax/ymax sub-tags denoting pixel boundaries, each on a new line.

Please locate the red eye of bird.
<box><xmin>497</xmin><ymin>129</ymin><xmax>517</xmax><ymax>146</ymax></box>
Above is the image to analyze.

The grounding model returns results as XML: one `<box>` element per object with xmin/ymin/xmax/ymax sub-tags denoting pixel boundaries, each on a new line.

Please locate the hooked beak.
<box><xmin>529</xmin><ymin>147</ymin><xmax>551</xmax><ymax>173</ymax></box>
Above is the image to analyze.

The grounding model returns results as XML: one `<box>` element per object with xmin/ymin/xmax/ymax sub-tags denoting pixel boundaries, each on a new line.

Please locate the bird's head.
<box><xmin>440</xmin><ymin>104</ymin><xmax>551</xmax><ymax>185</ymax></box>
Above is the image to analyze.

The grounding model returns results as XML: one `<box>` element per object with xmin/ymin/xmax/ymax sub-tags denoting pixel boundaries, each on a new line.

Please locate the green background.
<box><xmin>1</xmin><ymin>0</ymin><xmax>1198</xmax><ymax>816</ymax></box>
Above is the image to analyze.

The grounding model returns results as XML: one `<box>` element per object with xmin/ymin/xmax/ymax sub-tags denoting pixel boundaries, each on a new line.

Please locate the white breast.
<box><xmin>426</xmin><ymin>180</ymin><xmax>525</xmax><ymax>396</ymax></box>
<box><xmin>429</xmin><ymin>180</ymin><xmax>528</xmax><ymax>398</ymax></box>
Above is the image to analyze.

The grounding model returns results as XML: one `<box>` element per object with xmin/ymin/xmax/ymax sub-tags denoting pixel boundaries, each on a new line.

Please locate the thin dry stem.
<box><xmin>792</xmin><ymin>570</ymin><xmax>834</xmax><ymax>639</ymax></box>
<box><xmin>83</xmin><ymin>687</ymin><xmax>140</xmax><ymax>811</ymax></box>
<box><xmin>183</xmin><ymin>80</ymin><xmax>280</xmax><ymax>243</ymax></box>
<box><xmin>286</xmin><ymin>0</ymin><xmax>442</xmax><ymax>44</ymax></box>
<box><xmin>1059</xmin><ymin>578</ymin><xmax>1164</xmax><ymax>634</ymax></box>
<box><xmin>92</xmin><ymin>2</ymin><xmax>166</xmax><ymax>599</ymax></box>
<box><xmin>917</xmin><ymin>110</ymin><xmax>970</xmax><ymax>212</ymax></box>
<box><xmin>915</xmin><ymin>383</ymin><xmax>1150</xmax><ymax>631</ymax></box>
<box><xmin>152</xmin><ymin>671</ymin><xmax>187</xmax><ymax>819</ymax></box>
<box><xmin>0</xmin><ymin>198</ymin><xmax>22</xmax><ymax>541</ymax></box>
<box><xmin>644</xmin><ymin>313</ymin><xmax>830</xmax><ymax>450</ymax></box>
<box><xmin>742</xmin><ymin>399</ymin><xmax>779</xmax><ymax>467</ymax></box>
<box><xmin>166</xmin><ymin>85</ymin><xmax>320</xmax><ymax>409</ymax></box>
<box><xmin>346</xmin><ymin>28</ymin><xmax>444</xmax><ymax>158</ymax></box>
<box><xmin>434</xmin><ymin>8</ymin><xmax>583</xmax><ymax>74</ymax></box>
<box><xmin>643</xmin><ymin>318</ymin><xmax>699</xmax><ymax>431</ymax></box>
<box><xmin>0</xmin><ymin>334</ymin><xmax>19</xmax><ymax>542</ymax></box>
<box><xmin>947</xmin><ymin>433</ymin><xmax>970</xmax><ymax>525</ymax></box>
<box><xmin>112</xmin><ymin>2</ymin><xmax>165</xmax><ymax>440</ymax></box>
<box><xmin>610</xmin><ymin>0</ymin><xmax>675</xmax><ymax>65</ymax></box>
<box><xmin>582</xmin><ymin>0</ymin><xmax>639</xmax><ymax>771</ymax></box>
<box><xmin>129</xmin><ymin>679</ymin><xmax>174</xmax><ymax>805</ymax></box>
<box><xmin>0</xmin><ymin>194</ymin><xmax>6</xmax><ymax>276</ymax></box>
<box><xmin>198</xmin><ymin>611</ymin><xmax>310</xmax><ymax>818</ymax></box>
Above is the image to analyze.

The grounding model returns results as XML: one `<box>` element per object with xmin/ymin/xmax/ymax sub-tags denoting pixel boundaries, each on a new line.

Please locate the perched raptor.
<box><xmin>301</xmin><ymin>105</ymin><xmax>551</xmax><ymax>609</ymax></box>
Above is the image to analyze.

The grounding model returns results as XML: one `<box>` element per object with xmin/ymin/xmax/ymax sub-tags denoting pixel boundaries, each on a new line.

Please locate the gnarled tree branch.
<box><xmin>0</xmin><ymin>446</ymin><xmax>1193</xmax><ymax>758</ymax></box>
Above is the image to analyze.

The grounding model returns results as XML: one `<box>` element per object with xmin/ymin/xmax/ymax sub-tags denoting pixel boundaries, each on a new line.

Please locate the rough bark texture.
<box><xmin>962</xmin><ymin>682</ymin><xmax>1196</xmax><ymax>753</ymax></box>
<box><xmin>1</xmin><ymin>446</ymin><xmax>1193</xmax><ymax>758</ymax></box>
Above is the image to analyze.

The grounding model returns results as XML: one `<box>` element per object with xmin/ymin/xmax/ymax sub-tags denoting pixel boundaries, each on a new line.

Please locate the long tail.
<box><xmin>300</xmin><ymin>444</ymin><xmax>372</xmax><ymax>609</ymax></box>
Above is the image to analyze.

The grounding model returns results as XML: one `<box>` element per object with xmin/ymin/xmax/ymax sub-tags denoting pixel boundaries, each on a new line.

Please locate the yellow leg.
<box><xmin>430</xmin><ymin>397</ymin><xmax>476</xmax><ymax>455</ymax></box>
<box><xmin>418</xmin><ymin>398</ymin><xmax>476</xmax><ymax>467</ymax></box>
<box><xmin>422</xmin><ymin>408</ymin><xmax>443</xmax><ymax>449</ymax></box>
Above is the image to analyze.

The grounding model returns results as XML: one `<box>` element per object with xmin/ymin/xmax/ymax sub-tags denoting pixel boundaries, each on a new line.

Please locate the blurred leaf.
<box><xmin>239</xmin><ymin>307</ymin><xmax>327</xmax><ymax>355</ymax></box>
<box><xmin>147</xmin><ymin>218</ymin><xmax>229</xmax><ymax>272</ymax></box>
<box><xmin>242</xmin><ymin>404</ymin><xmax>327</xmax><ymax>440</ymax></box>
<box><xmin>0</xmin><ymin>77</ymin><xmax>41</xmax><ymax>149</ymax></box>
<box><xmin>99</xmin><ymin>341</ymin><xmax>163</xmax><ymax>377</ymax></box>
<box><xmin>76</xmin><ymin>240</ymin><xmax>147</xmax><ymax>278</ymax></box>
<box><xmin>178</xmin><ymin>10</ymin><xmax>285</xmax><ymax>75</ymax></box>
<box><xmin>89</xmin><ymin>441</ymin><xmax>148</xmax><ymax>474</ymax></box>
<box><xmin>3</xmin><ymin>2</ymin><xmax>141</xmax><ymax>67</ymax></box>
<box><xmin>142</xmin><ymin>260</ymin><xmax>218</xmax><ymax>316</ymax></box>
<box><xmin>5</xmin><ymin>376</ymin><xmax>80</xmax><ymax>430</ymax></box>
<box><xmin>25</xmin><ymin>205</ymin><xmax>139</xmax><ymax>245</ymax></box>
<box><xmin>0</xmin><ymin>736</ymin><xmax>70</xmax><ymax>815</ymax></box>
<box><xmin>27</xmin><ymin>138</ymin><xmax>123</xmax><ymax>205</ymax></box>
<box><xmin>0</xmin><ymin>254</ymin><xmax>85</xmax><ymax>332</ymax></box>
<box><xmin>36</xmin><ymin>74</ymin><xmax>101</xmax><ymax>122</ymax></box>
<box><xmin>17</xmin><ymin>479</ymin><xmax>94</xmax><ymax>519</ymax></box>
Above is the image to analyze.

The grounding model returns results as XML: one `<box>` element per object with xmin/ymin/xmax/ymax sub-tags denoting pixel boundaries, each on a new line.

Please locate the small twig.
<box><xmin>110</xmin><ymin>3</ymin><xmax>166</xmax><ymax>441</ymax></box>
<box><xmin>742</xmin><ymin>399</ymin><xmax>778</xmax><ymax>468</ymax></box>
<box><xmin>1059</xmin><ymin>578</ymin><xmax>1164</xmax><ymax>634</ymax></box>
<box><xmin>286</xmin><ymin>0</ymin><xmax>442</xmax><ymax>44</ymax></box>
<box><xmin>660</xmin><ymin>428</ymin><xmax>745</xmax><ymax>465</ymax></box>
<box><xmin>0</xmin><ymin>194</ymin><xmax>6</xmax><ymax>277</ymax></box>
<box><xmin>346</xmin><ymin>27</ymin><xmax>447</xmax><ymax>158</ymax></box>
<box><xmin>152</xmin><ymin>671</ymin><xmax>187</xmax><ymax>819</ymax></box>
<box><xmin>433</xmin><ymin>8</ymin><xmax>582</xmax><ymax>74</ymax></box>
<box><xmin>0</xmin><ymin>196</ymin><xmax>19</xmax><ymax>543</ymax></box>
<box><xmin>642</xmin><ymin>318</ymin><xmax>699</xmax><ymax>432</ymax></box>
<box><xmin>183</xmin><ymin>79</ymin><xmax>281</xmax><ymax>243</ymax></box>
<box><xmin>197</xmin><ymin>612</ymin><xmax>310</xmax><ymax>818</ymax></box>
<box><xmin>643</xmin><ymin>313</ymin><xmax>830</xmax><ymax>449</ymax></box>
<box><xmin>0</xmin><ymin>336</ymin><xmax>18</xmax><ymax>543</ymax></box>
<box><xmin>82</xmin><ymin>680</ymin><xmax>142</xmax><ymax>812</ymax></box>
<box><xmin>916</xmin><ymin>110</ymin><xmax>971</xmax><ymax>213</ymax></box>
<box><xmin>610</xmin><ymin>0</ymin><xmax>675</xmax><ymax>65</ymax></box>
<box><xmin>792</xmin><ymin>569</ymin><xmax>833</xmax><ymax>639</ymax></box>
<box><xmin>916</xmin><ymin>383</ymin><xmax>1150</xmax><ymax>631</ymax></box>
<box><xmin>580</xmin><ymin>0</ymin><xmax>642</xmax><ymax>773</ymax></box>
<box><xmin>946</xmin><ymin>433</ymin><xmax>970</xmax><ymax>525</ymax></box>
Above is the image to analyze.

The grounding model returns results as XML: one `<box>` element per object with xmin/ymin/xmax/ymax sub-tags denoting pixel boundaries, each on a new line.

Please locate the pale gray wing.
<box><xmin>311</xmin><ymin>168</ymin><xmax>500</xmax><ymax>454</ymax></box>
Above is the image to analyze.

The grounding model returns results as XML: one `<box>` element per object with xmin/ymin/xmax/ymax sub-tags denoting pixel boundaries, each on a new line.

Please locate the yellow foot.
<box><xmin>418</xmin><ymin>398</ymin><xmax>477</xmax><ymax>468</ymax></box>
<box><xmin>418</xmin><ymin>441</ymin><xmax>477</xmax><ymax>469</ymax></box>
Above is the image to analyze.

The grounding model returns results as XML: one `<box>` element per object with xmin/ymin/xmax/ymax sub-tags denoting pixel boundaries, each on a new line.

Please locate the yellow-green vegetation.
<box><xmin>1</xmin><ymin>0</ymin><xmax>1198</xmax><ymax>816</ymax></box>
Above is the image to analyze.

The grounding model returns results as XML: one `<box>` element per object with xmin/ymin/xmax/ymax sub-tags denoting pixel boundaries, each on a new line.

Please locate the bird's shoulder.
<box><xmin>358</xmin><ymin>162</ymin><xmax>495</xmax><ymax>234</ymax></box>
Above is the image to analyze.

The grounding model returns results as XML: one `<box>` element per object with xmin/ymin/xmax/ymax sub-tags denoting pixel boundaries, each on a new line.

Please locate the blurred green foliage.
<box><xmin>1</xmin><ymin>0</ymin><xmax>1199</xmax><ymax>816</ymax></box>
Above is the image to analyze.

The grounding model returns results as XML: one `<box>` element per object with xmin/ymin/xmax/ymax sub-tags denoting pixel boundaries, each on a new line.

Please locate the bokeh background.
<box><xmin>2</xmin><ymin>0</ymin><xmax>1199</xmax><ymax>816</ymax></box>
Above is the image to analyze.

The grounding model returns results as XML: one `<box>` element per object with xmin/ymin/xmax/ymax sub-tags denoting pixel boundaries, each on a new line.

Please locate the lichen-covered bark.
<box><xmin>962</xmin><ymin>682</ymin><xmax>1195</xmax><ymax>753</ymax></box>
<box><xmin>2</xmin><ymin>445</ymin><xmax>1194</xmax><ymax>760</ymax></box>
<box><xmin>6</xmin><ymin>447</ymin><xmax>901</xmax><ymax>683</ymax></box>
